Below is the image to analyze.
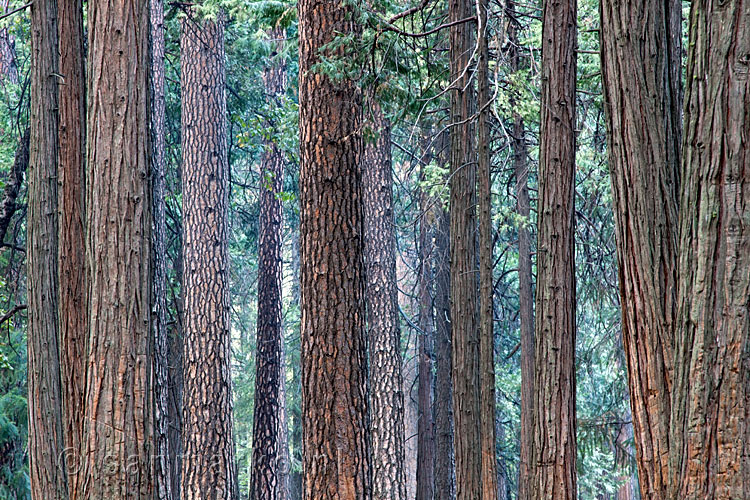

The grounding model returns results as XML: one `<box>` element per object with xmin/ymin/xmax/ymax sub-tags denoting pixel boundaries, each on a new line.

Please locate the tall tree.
<box><xmin>416</xmin><ymin>184</ymin><xmax>434</xmax><ymax>500</ymax></box>
<box><xmin>78</xmin><ymin>0</ymin><xmax>153</xmax><ymax>494</ymax></box>
<box><xmin>251</xmin><ymin>26</ymin><xmax>287</xmax><ymax>500</ymax></box>
<box><xmin>150</xmin><ymin>0</ymin><xmax>172</xmax><ymax>497</ymax></box>
<box><xmin>298</xmin><ymin>0</ymin><xmax>371</xmax><ymax>494</ymax></box>
<box><xmin>28</xmin><ymin>0</ymin><xmax>66</xmax><ymax>496</ymax></box>
<box><xmin>364</xmin><ymin>98</ymin><xmax>406</xmax><ymax>500</ymax></box>
<box><xmin>180</xmin><ymin>9</ymin><xmax>236</xmax><ymax>500</ymax></box>
<box><xmin>57</xmin><ymin>0</ymin><xmax>86</xmax><ymax>494</ymax></box>
<box><xmin>507</xmin><ymin>2</ymin><xmax>535</xmax><ymax>499</ymax></box>
<box><xmin>670</xmin><ymin>1</ymin><xmax>749</xmax><ymax>498</ymax></box>
<box><xmin>449</xmin><ymin>0</ymin><xmax>481</xmax><ymax>496</ymax></box>
<box><xmin>530</xmin><ymin>0</ymin><xmax>577</xmax><ymax>497</ymax></box>
<box><xmin>477</xmin><ymin>0</ymin><xmax>497</xmax><ymax>496</ymax></box>
<box><xmin>0</xmin><ymin>0</ymin><xmax>18</xmax><ymax>83</ymax></box>
<box><xmin>599</xmin><ymin>0</ymin><xmax>682</xmax><ymax>497</ymax></box>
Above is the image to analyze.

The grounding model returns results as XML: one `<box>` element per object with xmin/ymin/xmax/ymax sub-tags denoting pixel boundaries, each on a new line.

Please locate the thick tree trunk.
<box><xmin>449</xmin><ymin>0</ymin><xmax>481</xmax><ymax>496</ymax></box>
<box><xmin>507</xmin><ymin>2</ymin><xmax>534</xmax><ymax>498</ymax></box>
<box><xmin>599</xmin><ymin>1</ymin><xmax>682</xmax><ymax>497</ymax></box>
<box><xmin>530</xmin><ymin>0</ymin><xmax>577</xmax><ymax>497</ymax></box>
<box><xmin>251</xmin><ymin>26</ymin><xmax>287</xmax><ymax>500</ymax></box>
<box><xmin>364</xmin><ymin>99</ymin><xmax>406</xmax><ymax>500</ymax></box>
<box><xmin>150</xmin><ymin>0</ymin><xmax>172</xmax><ymax>497</ymax></box>
<box><xmin>298</xmin><ymin>0</ymin><xmax>370</xmax><ymax>496</ymax></box>
<box><xmin>28</xmin><ymin>0</ymin><xmax>66</xmax><ymax>496</ymax></box>
<box><xmin>416</xmin><ymin>187</ymin><xmax>434</xmax><ymax>500</ymax></box>
<box><xmin>79</xmin><ymin>0</ymin><xmax>153</xmax><ymax>495</ymax></box>
<box><xmin>180</xmin><ymin>10</ymin><xmax>236</xmax><ymax>500</ymax></box>
<box><xmin>670</xmin><ymin>2</ymin><xmax>750</xmax><ymax>498</ymax></box>
<box><xmin>477</xmin><ymin>1</ymin><xmax>497</xmax><ymax>497</ymax></box>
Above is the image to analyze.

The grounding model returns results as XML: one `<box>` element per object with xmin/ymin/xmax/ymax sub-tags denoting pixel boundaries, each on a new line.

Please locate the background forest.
<box><xmin>0</xmin><ymin>0</ymin><xmax>743</xmax><ymax>498</ymax></box>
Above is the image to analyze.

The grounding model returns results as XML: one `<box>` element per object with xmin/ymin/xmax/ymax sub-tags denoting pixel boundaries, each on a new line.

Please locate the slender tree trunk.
<box><xmin>180</xmin><ymin>9</ymin><xmax>236</xmax><ymax>500</ymax></box>
<box><xmin>507</xmin><ymin>2</ymin><xmax>534</xmax><ymax>498</ymax></box>
<box><xmin>530</xmin><ymin>0</ymin><xmax>577</xmax><ymax>497</ymax></box>
<box><xmin>364</xmin><ymin>99</ymin><xmax>406</xmax><ymax>500</ymax></box>
<box><xmin>416</xmin><ymin>187</ymin><xmax>434</xmax><ymax>500</ymax></box>
<box><xmin>0</xmin><ymin>128</ymin><xmax>28</xmax><ymax>246</ymax></box>
<box><xmin>599</xmin><ymin>1</ymin><xmax>682</xmax><ymax>497</ymax></box>
<box><xmin>433</xmin><ymin>145</ymin><xmax>455</xmax><ymax>500</ymax></box>
<box><xmin>169</xmin><ymin>232</ymin><xmax>184</xmax><ymax>500</ymax></box>
<box><xmin>251</xmin><ymin>26</ymin><xmax>287</xmax><ymax>500</ymax></box>
<box><xmin>79</xmin><ymin>0</ymin><xmax>153</xmax><ymax>495</ymax></box>
<box><xmin>298</xmin><ymin>0</ymin><xmax>370</xmax><ymax>495</ymax></box>
<box><xmin>57</xmin><ymin>0</ymin><xmax>86</xmax><ymax>492</ymax></box>
<box><xmin>449</xmin><ymin>0</ymin><xmax>481</xmax><ymax>496</ymax></box>
<box><xmin>150</xmin><ymin>0</ymin><xmax>172</xmax><ymax>497</ymax></box>
<box><xmin>28</xmin><ymin>0</ymin><xmax>66</xmax><ymax>496</ymax></box>
<box><xmin>0</xmin><ymin>0</ymin><xmax>18</xmax><ymax>84</ymax></box>
<box><xmin>670</xmin><ymin>2</ymin><xmax>750</xmax><ymax>498</ymax></box>
<box><xmin>477</xmin><ymin>1</ymin><xmax>497</xmax><ymax>497</ymax></box>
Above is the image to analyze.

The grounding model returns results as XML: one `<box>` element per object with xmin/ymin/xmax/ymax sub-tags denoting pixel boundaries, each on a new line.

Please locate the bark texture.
<box><xmin>670</xmin><ymin>2</ymin><xmax>750</xmax><ymax>498</ymax></box>
<box><xmin>364</xmin><ymin>99</ymin><xmax>406</xmax><ymax>500</ymax></box>
<box><xmin>449</xmin><ymin>0</ymin><xmax>481</xmax><ymax>497</ymax></box>
<box><xmin>298</xmin><ymin>0</ymin><xmax>371</xmax><ymax>496</ymax></box>
<box><xmin>150</xmin><ymin>0</ymin><xmax>172</xmax><ymax>497</ymax></box>
<box><xmin>251</xmin><ymin>26</ymin><xmax>287</xmax><ymax>500</ymax></box>
<box><xmin>530</xmin><ymin>0</ymin><xmax>577</xmax><ymax>497</ymax></box>
<box><xmin>599</xmin><ymin>1</ymin><xmax>682</xmax><ymax>497</ymax></box>
<box><xmin>79</xmin><ymin>0</ymin><xmax>153</xmax><ymax>495</ymax></box>
<box><xmin>477</xmin><ymin>1</ymin><xmax>497</xmax><ymax>497</ymax></box>
<box><xmin>28</xmin><ymin>0</ymin><xmax>66</xmax><ymax>496</ymax></box>
<box><xmin>0</xmin><ymin>128</ymin><xmax>28</xmax><ymax>245</ymax></box>
<box><xmin>180</xmin><ymin>10</ymin><xmax>236</xmax><ymax>500</ymax></box>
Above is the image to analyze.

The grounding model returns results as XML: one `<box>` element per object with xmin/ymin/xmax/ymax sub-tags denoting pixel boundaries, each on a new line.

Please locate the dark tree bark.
<box><xmin>251</xmin><ymin>26</ymin><xmax>287</xmax><ymax>500</ymax></box>
<box><xmin>78</xmin><ymin>0</ymin><xmax>153</xmax><ymax>494</ymax></box>
<box><xmin>168</xmin><ymin>231</ymin><xmax>184</xmax><ymax>500</ymax></box>
<box><xmin>57</xmin><ymin>0</ymin><xmax>86</xmax><ymax>494</ymax></box>
<box><xmin>180</xmin><ymin>9</ymin><xmax>236</xmax><ymax>500</ymax></box>
<box><xmin>506</xmin><ymin>2</ymin><xmax>534</xmax><ymax>499</ymax></box>
<box><xmin>477</xmin><ymin>1</ymin><xmax>497</xmax><ymax>497</ymax></box>
<box><xmin>0</xmin><ymin>0</ymin><xmax>18</xmax><ymax>84</ymax></box>
<box><xmin>416</xmin><ymin>186</ymin><xmax>434</xmax><ymax>500</ymax></box>
<box><xmin>433</xmin><ymin>141</ymin><xmax>455</xmax><ymax>500</ymax></box>
<box><xmin>669</xmin><ymin>2</ymin><xmax>750</xmax><ymax>498</ymax></box>
<box><xmin>364</xmin><ymin>98</ymin><xmax>406</xmax><ymax>500</ymax></box>
<box><xmin>530</xmin><ymin>0</ymin><xmax>577</xmax><ymax>497</ymax></box>
<box><xmin>150</xmin><ymin>0</ymin><xmax>172</xmax><ymax>497</ymax></box>
<box><xmin>28</xmin><ymin>0</ymin><xmax>66</xmax><ymax>496</ymax></box>
<box><xmin>298</xmin><ymin>0</ymin><xmax>370</xmax><ymax>496</ymax></box>
<box><xmin>449</xmin><ymin>0</ymin><xmax>481</xmax><ymax>496</ymax></box>
<box><xmin>0</xmin><ymin>128</ymin><xmax>28</xmax><ymax>246</ymax></box>
<box><xmin>599</xmin><ymin>0</ymin><xmax>682</xmax><ymax>497</ymax></box>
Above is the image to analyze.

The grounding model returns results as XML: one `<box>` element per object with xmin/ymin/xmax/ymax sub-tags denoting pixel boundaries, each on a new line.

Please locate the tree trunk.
<box><xmin>28</xmin><ymin>0</ymin><xmax>66</xmax><ymax>496</ymax></box>
<box><xmin>180</xmin><ymin>9</ymin><xmax>236</xmax><ymax>500</ymax></box>
<box><xmin>416</xmin><ymin>187</ymin><xmax>434</xmax><ymax>500</ymax></box>
<box><xmin>298</xmin><ymin>0</ymin><xmax>370</xmax><ymax>495</ymax></box>
<box><xmin>507</xmin><ymin>2</ymin><xmax>534</xmax><ymax>498</ymax></box>
<box><xmin>0</xmin><ymin>128</ymin><xmax>29</xmax><ymax>246</ymax></box>
<box><xmin>251</xmin><ymin>26</ymin><xmax>287</xmax><ymax>500</ymax></box>
<box><xmin>79</xmin><ymin>0</ymin><xmax>153</xmax><ymax>494</ymax></box>
<box><xmin>477</xmin><ymin>1</ymin><xmax>497</xmax><ymax>497</ymax></box>
<box><xmin>433</xmin><ymin>148</ymin><xmax>455</xmax><ymax>500</ymax></box>
<box><xmin>599</xmin><ymin>0</ymin><xmax>682</xmax><ymax>497</ymax></box>
<box><xmin>530</xmin><ymin>0</ymin><xmax>577</xmax><ymax>497</ymax></box>
<box><xmin>169</xmin><ymin>232</ymin><xmax>184</xmax><ymax>500</ymax></box>
<box><xmin>364</xmin><ymin>99</ymin><xmax>406</xmax><ymax>500</ymax></box>
<box><xmin>0</xmin><ymin>0</ymin><xmax>19</xmax><ymax>83</ymax></box>
<box><xmin>150</xmin><ymin>0</ymin><xmax>172</xmax><ymax>497</ymax></box>
<box><xmin>670</xmin><ymin>2</ymin><xmax>750</xmax><ymax>498</ymax></box>
<box><xmin>449</xmin><ymin>0</ymin><xmax>481</xmax><ymax>496</ymax></box>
